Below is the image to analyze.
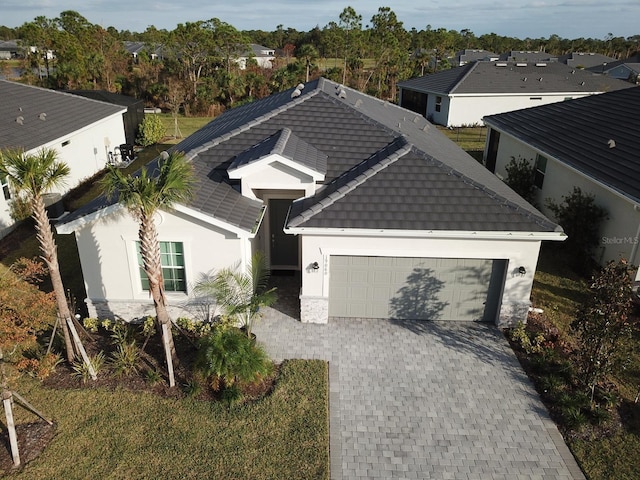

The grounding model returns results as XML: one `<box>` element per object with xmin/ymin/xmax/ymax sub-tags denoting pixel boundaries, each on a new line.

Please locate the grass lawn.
<box><xmin>437</xmin><ymin>125</ymin><xmax>487</xmax><ymax>156</ymax></box>
<box><xmin>2</xmin><ymin>359</ymin><xmax>329</xmax><ymax>479</ymax></box>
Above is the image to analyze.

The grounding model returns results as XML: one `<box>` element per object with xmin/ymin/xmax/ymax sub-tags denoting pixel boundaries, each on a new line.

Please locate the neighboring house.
<box><xmin>398</xmin><ymin>61</ymin><xmax>634</xmax><ymax>127</ymax></box>
<box><xmin>0</xmin><ymin>80</ymin><xmax>127</xmax><ymax>237</ymax></box>
<box><xmin>0</xmin><ymin>40</ymin><xmax>20</xmax><ymax>60</ymax></box>
<box><xmin>123</xmin><ymin>41</ymin><xmax>163</xmax><ymax>61</ymax></box>
<box><xmin>57</xmin><ymin>77</ymin><xmax>565</xmax><ymax>327</ymax></box>
<box><xmin>483</xmin><ymin>86</ymin><xmax>640</xmax><ymax>280</ymax></box>
<box><xmin>499</xmin><ymin>51</ymin><xmax>557</xmax><ymax>63</ymax></box>
<box><xmin>236</xmin><ymin>44</ymin><xmax>276</xmax><ymax>69</ymax></box>
<box><xmin>454</xmin><ymin>49</ymin><xmax>499</xmax><ymax>66</ymax></box>
<box><xmin>558</xmin><ymin>52</ymin><xmax>616</xmax><ymax>69</ymax></box>
<box><xmin>65</xmin><ymin>90</ymin><xmax>144</xmax><ymax>146</ymax></box>
<box><xmin>587</xmin><ymin>55</ymin><xmax>640</xmax><ymax>83</ymax></box>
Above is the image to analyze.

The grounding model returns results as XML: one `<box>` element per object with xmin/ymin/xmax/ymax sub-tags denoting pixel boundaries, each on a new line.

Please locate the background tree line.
<box><xmin>1</xmin><ymin>7</ymin><xmax>639</xmax><ymax>116</ymax></box>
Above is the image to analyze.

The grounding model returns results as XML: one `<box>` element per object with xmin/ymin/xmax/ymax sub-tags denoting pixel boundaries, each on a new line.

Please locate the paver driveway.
<box><xmin>254</xmin><ymin>309</ymin><xmax>584</xmax><ymax>480</ymax></box>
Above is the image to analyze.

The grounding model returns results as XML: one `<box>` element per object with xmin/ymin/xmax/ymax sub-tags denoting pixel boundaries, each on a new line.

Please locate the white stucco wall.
<box><xmin>237</xmin><ymin>158</ymin><xmax>319</xmax><ymax>200</ymax></box>
<box><xmin>444</xmin><ymin>93</ymin><xmax>589</xmax><ymax>127</ymax></box>
<box><xmin>298</xmin><ymin>233</ymin><xmax>544</xmax><ymax>326</ymax></box>
<box><xmin>492</xmin><ymin>134</ymin><xmax>640</xmax><ymax>273</ymax></box>
<box><xmin>73</xmin><ymin>207</ymin><xmax>247</xmax><ymax>320</ymax></box>
<box><xmin>0</xmin><ymin>112</ymin><xmax>126</xmax><ymax>238</ymax></box>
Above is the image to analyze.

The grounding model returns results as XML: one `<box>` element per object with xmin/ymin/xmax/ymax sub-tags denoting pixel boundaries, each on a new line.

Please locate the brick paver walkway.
<box><xmin>254</xmin><ymin>308</ymin><xmax>585</xmax><ymax>480</ymax></box>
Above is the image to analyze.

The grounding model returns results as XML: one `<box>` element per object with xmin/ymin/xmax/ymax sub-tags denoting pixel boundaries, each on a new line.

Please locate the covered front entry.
<box><xmin>328</xmin><ymin>256</ymin><xmax>506</xmax><ymax>321</ymax></box>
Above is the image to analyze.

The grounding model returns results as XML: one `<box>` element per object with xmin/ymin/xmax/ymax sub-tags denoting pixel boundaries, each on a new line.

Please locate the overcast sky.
<box><xmin>2</xmin><ymin>0</ymin><xmax>639</xmax><ymax>40</ymax></box>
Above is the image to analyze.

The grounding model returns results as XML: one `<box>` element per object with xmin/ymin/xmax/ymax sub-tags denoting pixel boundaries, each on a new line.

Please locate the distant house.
<box><xmin>499</xmin><ymin>51</ymin><xmax>557</xmax><ymax>63</ymax></box>
<box><xmin>398</xmin><ymin>61</ymin><xmax>634</xmax><ymax>127</ymax></box>
<box><xmin>65</xmin><ymin>90</ymin><xmax>144</xmax><ymax>146</ymax></box>
<box><xmin>483</xmin><ymin>87</ymin><xmax>640</xmax><ymax>280</ymax></box>
<box><xmin>0</xmin><ymin>80</ymin><xmax>127</xmax><ymax>237</ymax></box>
<box><xmin>0</xmin><ymin>40</ymin><xmax>20</xmax><ymax>60</ymax></box>
<box><xmin>56</xmin><ymin>78</ymin><xmax>564</xmax><ymax>326</ymax></box>
<box><xmin>123</xmin><ymin>41</ymin><xmax>163</xmax><ymax>61</ymax></box>
<box><xmin>454</xmin><ymin>49</ymin><xmax>498</xmax><ymax>66</ymax></box>
<box><xmin>558</xmin><ymin>52</ymin><xmax>616</xmax><ymax>69</ymax></box>
<box><xmin>587</xmin><ymin>54</ymin><xmax>640</xmax><ymax>83</ymax></box>
<box><xmin>236</xmin><ymin>44</ymin><xmax>276</xmax><ymax>69</ymax></box>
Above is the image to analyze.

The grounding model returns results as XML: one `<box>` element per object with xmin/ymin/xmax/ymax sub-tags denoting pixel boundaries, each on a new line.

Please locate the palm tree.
<box><xmin>100</xmin><ymin>151</ymin><xmax>194</xmax><ymax>387</ymax></box>
<box><xmin>0</xmin><ymin>148</ymin><xmax>76</xmax><ymax>363</ymax></box>
<box><xmin>296</xmin><ymin>44</ymin><xmax>319</xmax><ymax>82</ymax></box>
<box><xmin>195</xmin><ymin>251</ymin><xmax>277</xmax><ymax>338</ymax></box>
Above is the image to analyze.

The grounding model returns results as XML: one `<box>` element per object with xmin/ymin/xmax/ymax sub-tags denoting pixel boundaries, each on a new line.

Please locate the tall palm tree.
<box><xmin>0</xmin><ymin>148</ymin><xmax>75</xmax><ymax>362</ymax></box>
<box><xmin>101</xmin><ymin>151</ymin><xmax>194</xmax><ymax>387</ymax></box>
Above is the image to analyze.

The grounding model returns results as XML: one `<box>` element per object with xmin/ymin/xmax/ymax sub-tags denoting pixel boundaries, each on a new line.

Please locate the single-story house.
<box><xmin>0</xmin><ymin>80</ymin><xmax>127</xmax><ymax>237</ymax></box>
<box><xmin>57</xmin><ymin>77</ymin><xmax>565</xmax><ymax>326</ymax></box>
<box><xmin>65</xmin><ymin>90</ymin><xmax>145</xmax><ymax>146</ymax></box>
<box><xmin>398</xmin><ymin>61</ymin><xmax>633</xmax><ymax>127</ymax></box>
<box><xmin>0</xmin><ymin>40</ymin><xmax>20</xmax><ymax>60</ymax></box>
<box><xmin>483</xmin><ymin>86</ymin><xmax>640</xmax><ymax>280</ymax></box>
<box><xmin>454</xmin><ymin>49</ymin><xmax>498</xmax><ymax>66</ymax></box>
<box><xmin>587</xmin><ymin>55</ymin><xmax>640</xmax><ymax>83</ymax></box>
<box><xmin>558</xmin><ymin>52</ymin><xmax>616</xmax><ymax>70</ymax></box>
<box><xmin>123</xmin><ymin>41</ymin><xmax>164</xmax><ymax>61</ymax></box>
<box><xmin>236</xmin><ymin>44</ymin><xmax>276</xmax><ymax>70</ymax></box>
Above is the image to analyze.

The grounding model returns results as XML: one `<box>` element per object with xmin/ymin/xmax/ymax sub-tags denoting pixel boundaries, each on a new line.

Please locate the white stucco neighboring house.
<box><xmin>57</xmin><ymin>78</ymin><xmax>565</xmax><ymax>327</ymax></box>
<box><xmin>483</xmin><ymin>86</ymin><xmax>640</xmax><ymax>280</ymax></box>
<box><xmin>398</xmin><ymin>61</ymin><xmax>633</xmax><ymax>127</ymax></box>
<box><xmin>0</xmin><ymin>79</ymin><xmax>127</xmax><ymax>238</ymax></box>
<box><xmin>236</xmin><ymin>44</ymin><xmax>276</xmax><ymax>69</ymax></box>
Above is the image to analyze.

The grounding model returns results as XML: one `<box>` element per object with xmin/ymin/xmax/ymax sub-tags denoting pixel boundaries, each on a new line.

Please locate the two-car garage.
<box><xmin>328</xmin><ymin>256</ymin><xmax>507</xmax><ymax>322</ymax></box>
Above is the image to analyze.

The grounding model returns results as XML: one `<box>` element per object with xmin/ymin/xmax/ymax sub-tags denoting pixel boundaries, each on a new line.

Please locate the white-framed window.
<box><xmin>1</xmin><ymin>175</ymin><xmax>10</xmax><ymax>200</ymax></box>
<box><xmin>435</xmin><ymin>96</ymin><xmax>442</xmax><ymax>112</ymax></box>
<box><xmin>137</xmin><ymin>241</ymin><xmax>186</xmax><ymax>292</ymax></box>
<box><xmin>534</xmin><ymin>154</ymin><xmax>547</xmax><ymax>189</ymax></box>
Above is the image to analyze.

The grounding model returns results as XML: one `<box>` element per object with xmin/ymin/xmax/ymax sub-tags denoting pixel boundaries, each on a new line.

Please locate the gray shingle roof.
<box><xmin>483</xmin><ymin>86</ymin><xmax>640</xmax><ymax>203</ymax></box>
<box><xmin>0</xmin><ymin>80</ymin><xmax>126</xmax><ymax>152</ymax></box>
<box><xmin>398</xmin><ymin>61</ymin><xmax>634</xmax><ymax>95</ymax></box>
<box><xmin>59</xmin><ymin>77</ymin><xmax>561</xmax><ymax>235</ymax></box>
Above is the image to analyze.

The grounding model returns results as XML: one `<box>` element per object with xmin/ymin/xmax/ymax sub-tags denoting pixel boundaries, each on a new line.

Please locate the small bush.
<box><xmin>195</xmin><ymin>328</ymin><xmax>273</xmax><ymax>393</ymax></box>
<box><xmin>110</xmin><ymin>342</ymin><xmax>140</xmax><ymax>377</ymax></box>
<box><xmin>137</xmin><ymin>114</ymin><xmax>165</xmax><ymax>147</ymax></box>
<box><xmin>16</xmin><ymin>352</ymin><xmax>63</xmax><ymax>380</ymax></box>
<box><xmin>145</xmin><ymin>368</ymin><xmax>163</xmax><ymax>385</ymax></box>
<box><xmin>72</xmin><ymin>351</ymin><xmax>106</xmax><ymax>383</ymax></box>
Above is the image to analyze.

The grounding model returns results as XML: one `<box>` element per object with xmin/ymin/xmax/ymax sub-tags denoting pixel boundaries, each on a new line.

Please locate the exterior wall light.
<box><xmin>518</xmin><ymin>266</ymin><xmax>526</xmax><ymax>276</ymax></box>
<box><xmin>311</xmin><ymin>262</ymin><xmax>320</xmax><ymax>270</ymax></box>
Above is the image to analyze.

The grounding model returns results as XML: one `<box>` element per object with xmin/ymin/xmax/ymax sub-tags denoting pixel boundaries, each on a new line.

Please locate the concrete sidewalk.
<box><xmin>254</xmin><ymin>310</ymin><xmax>585</xmax><ymax>480</ymax></box>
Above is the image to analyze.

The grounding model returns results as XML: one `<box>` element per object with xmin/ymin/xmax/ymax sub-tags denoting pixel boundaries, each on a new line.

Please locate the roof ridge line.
<box><xmin>273</xmin><ymin>127</ymin><xmax>292</xmax><ymax>156</ymax></box>
<box><xmin>185</xmin><ymin>88</ymin><xmax>321</xmax><ymax>161</ymax></box>
<box><xmin>289</xmin><ymin>137</ymin><xmax>412</xmax><ymax>227</ymax></box>
<box><xmin>450</xmin><ymin>62</ymin><xmax>477</xmax><ymax>93</ymax></box>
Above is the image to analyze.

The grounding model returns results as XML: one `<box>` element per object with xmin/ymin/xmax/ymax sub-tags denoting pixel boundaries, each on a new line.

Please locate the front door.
<box><xmin>269</xmin><ymin>198</ymin><xmax>298</xmax><ymax>269</ymax></box>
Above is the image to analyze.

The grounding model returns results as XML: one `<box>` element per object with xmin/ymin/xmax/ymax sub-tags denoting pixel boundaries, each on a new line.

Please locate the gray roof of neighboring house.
<box><xmin>0</xmin><ymin>40</ymin><xmax>19</xmax><ymax>52</ymax></box>
<box><xmin>499</xmin><ymin>51</ymin><xmax>557</xmax><ymax>62</ymax></box>
<box><xmin>58</xmin><ymin>77</ymin><xmax>561</xmax><ymax>234</ymax></box>
<box><xmin>483</xmin><ymin>86</ymin><xmax>640</xmax><ymax>203</ymax></box>
<box><xmin>397</xmin><ymin>61</ymin><xmax>635</xmax><ymax>95</ymax></box>
<box><xmin>455</xmin><ymin>49</ymin><xmax>498</xmax><ymax>64</ymax></box>
<box><xmin>587</xmin><ymin>55</ymin><xmax>640</xmax><ymax>76</ymax></box>
<box><xmin>249</xmin><ymin>44</ymin><xmax>275</xmax><ymax>56</ymax></box>
<box><xmin>0</xmin><ymin>80</ymin><xmax>126</xmax><ymax>152</ymax></box>
<box><xmin>558</xmin><ymin>52</ymin><xmax>617</xmax><ymax>69</ymax></box>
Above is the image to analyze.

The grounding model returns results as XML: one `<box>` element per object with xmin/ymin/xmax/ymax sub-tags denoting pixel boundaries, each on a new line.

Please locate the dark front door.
<box><xmin>485</xmin><ymin>128</ymin><xmax>500</xmax><ymax>173</ymax></box>
<box><xmin>269</xmin><ymin>199</ymin><xmax>298</xmax><ymax>269</ymax></box>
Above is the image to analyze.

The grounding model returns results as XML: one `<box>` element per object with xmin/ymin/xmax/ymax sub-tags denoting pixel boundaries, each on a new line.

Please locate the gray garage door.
<box><xmin>328</xmin><ymin>256</ymin><xmax>506</xmax><ymax>321</ymax></box>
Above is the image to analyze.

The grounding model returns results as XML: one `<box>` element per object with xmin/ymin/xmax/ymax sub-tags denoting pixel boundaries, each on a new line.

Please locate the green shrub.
<box><xmin>72</xmin><ymin>351</ymin><xmax>106</xmax><ymax>383</ymax></box>
<box><xmin>136</xmin><ymin>114</ymin><xmax>166</xmax><ymax>147</ymax></box>
<box><xmin>110</xmin><ymin>341</ymin><xmax>140</xmax><ymax>377</ymax></box>
<box><xmin>195</xmin><ymin>328</ymin><xmax>273</xmax><ymax>392</ymax></box>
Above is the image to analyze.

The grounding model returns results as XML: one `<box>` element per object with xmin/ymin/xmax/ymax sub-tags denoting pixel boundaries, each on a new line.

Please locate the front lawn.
<box><xmin>1</xmin><ymin>359</ymin><xmax>329</xmax><ymax>479</ymax></box>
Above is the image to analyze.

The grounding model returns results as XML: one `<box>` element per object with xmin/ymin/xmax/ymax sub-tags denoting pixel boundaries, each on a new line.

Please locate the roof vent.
<box><xmin>291</xmin><ymin>88</ymin><xmax>301</xmax><ymax>98</ymax></box>
<box><xmin>354</xmin><ymin>99</ymin><xmax>363</xmax><ymax>108</ymax></box>
<box><xmin>16</xmin><ymin>116</ymin><xmax>24</xmax><ymax>125</ymax></box>
<box><xmin>495</xmin><ymin>62</ymin><xmax>508</xmax><ymax>67</ymax></box>
<box><xmin>516</xmin><ymin>62</ymin><xmax>527</xmax><ymax>67</ymax></box>
<box><xmin>39</xmin><ymin>112</ymin><xmax>47</xmax><ymax>121</ymax></box>
<box><xmin>535</xmin><ymin>62</ymin><xmax>547</xmax><ymax>67</ymax></box>
<box><xmin>580</xmin><ymin>81</ymin><xmax>585</xmax><ymax>85</ymax></box>
<box><xmin>538</xmin><ymin>77</ymin><xmax>543</xmax><ymax>81</ymax></box>
<box><xmin>296</xmin><ymin>83</ymin><xmax>304</xmax><ymax>90</ymax></box>
<box><xmin>608</xmin><ymin>139</ymin><xmax>616</xmax><ymax>148</ymax></box>
<box><xmin>337</xmin><ymin>89</ymin><xmax>347</xmax><ymax>99</ymax></box>
<box><xmin>522</xmin><ymin>77</ymin><xmax>527</xmax><ymax>81</ymax></box>
<box><xmin>571</xmin><ymin>69</ymin><xmax>576</xmax><ymax>74</ymax></box>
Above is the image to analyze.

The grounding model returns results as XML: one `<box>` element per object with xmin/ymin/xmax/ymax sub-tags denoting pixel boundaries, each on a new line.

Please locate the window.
<box><xmin>435</xmin><ymin>96</ymin><xmax>442</xmax><ymax>112</ymax></box>
<box><xmin>534</xmin><ymin>154</ymin><xmax>547</xmax><ymax>188</ymax></box>
<box><xmin>1</xmin><ymin>176</ymin><xmax>10</xmax><ymax>200</ymax></box>
<box><xmin>137</xmin><ymin>241</ymin><xmax>186</xmax><ymax>292</ymax></box>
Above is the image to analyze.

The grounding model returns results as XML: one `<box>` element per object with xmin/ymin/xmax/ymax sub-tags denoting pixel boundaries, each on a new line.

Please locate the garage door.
<box><xmin>328</xmin><ymin>256</ymin><xmax>506</xmax><ymax>321</ymax></box>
